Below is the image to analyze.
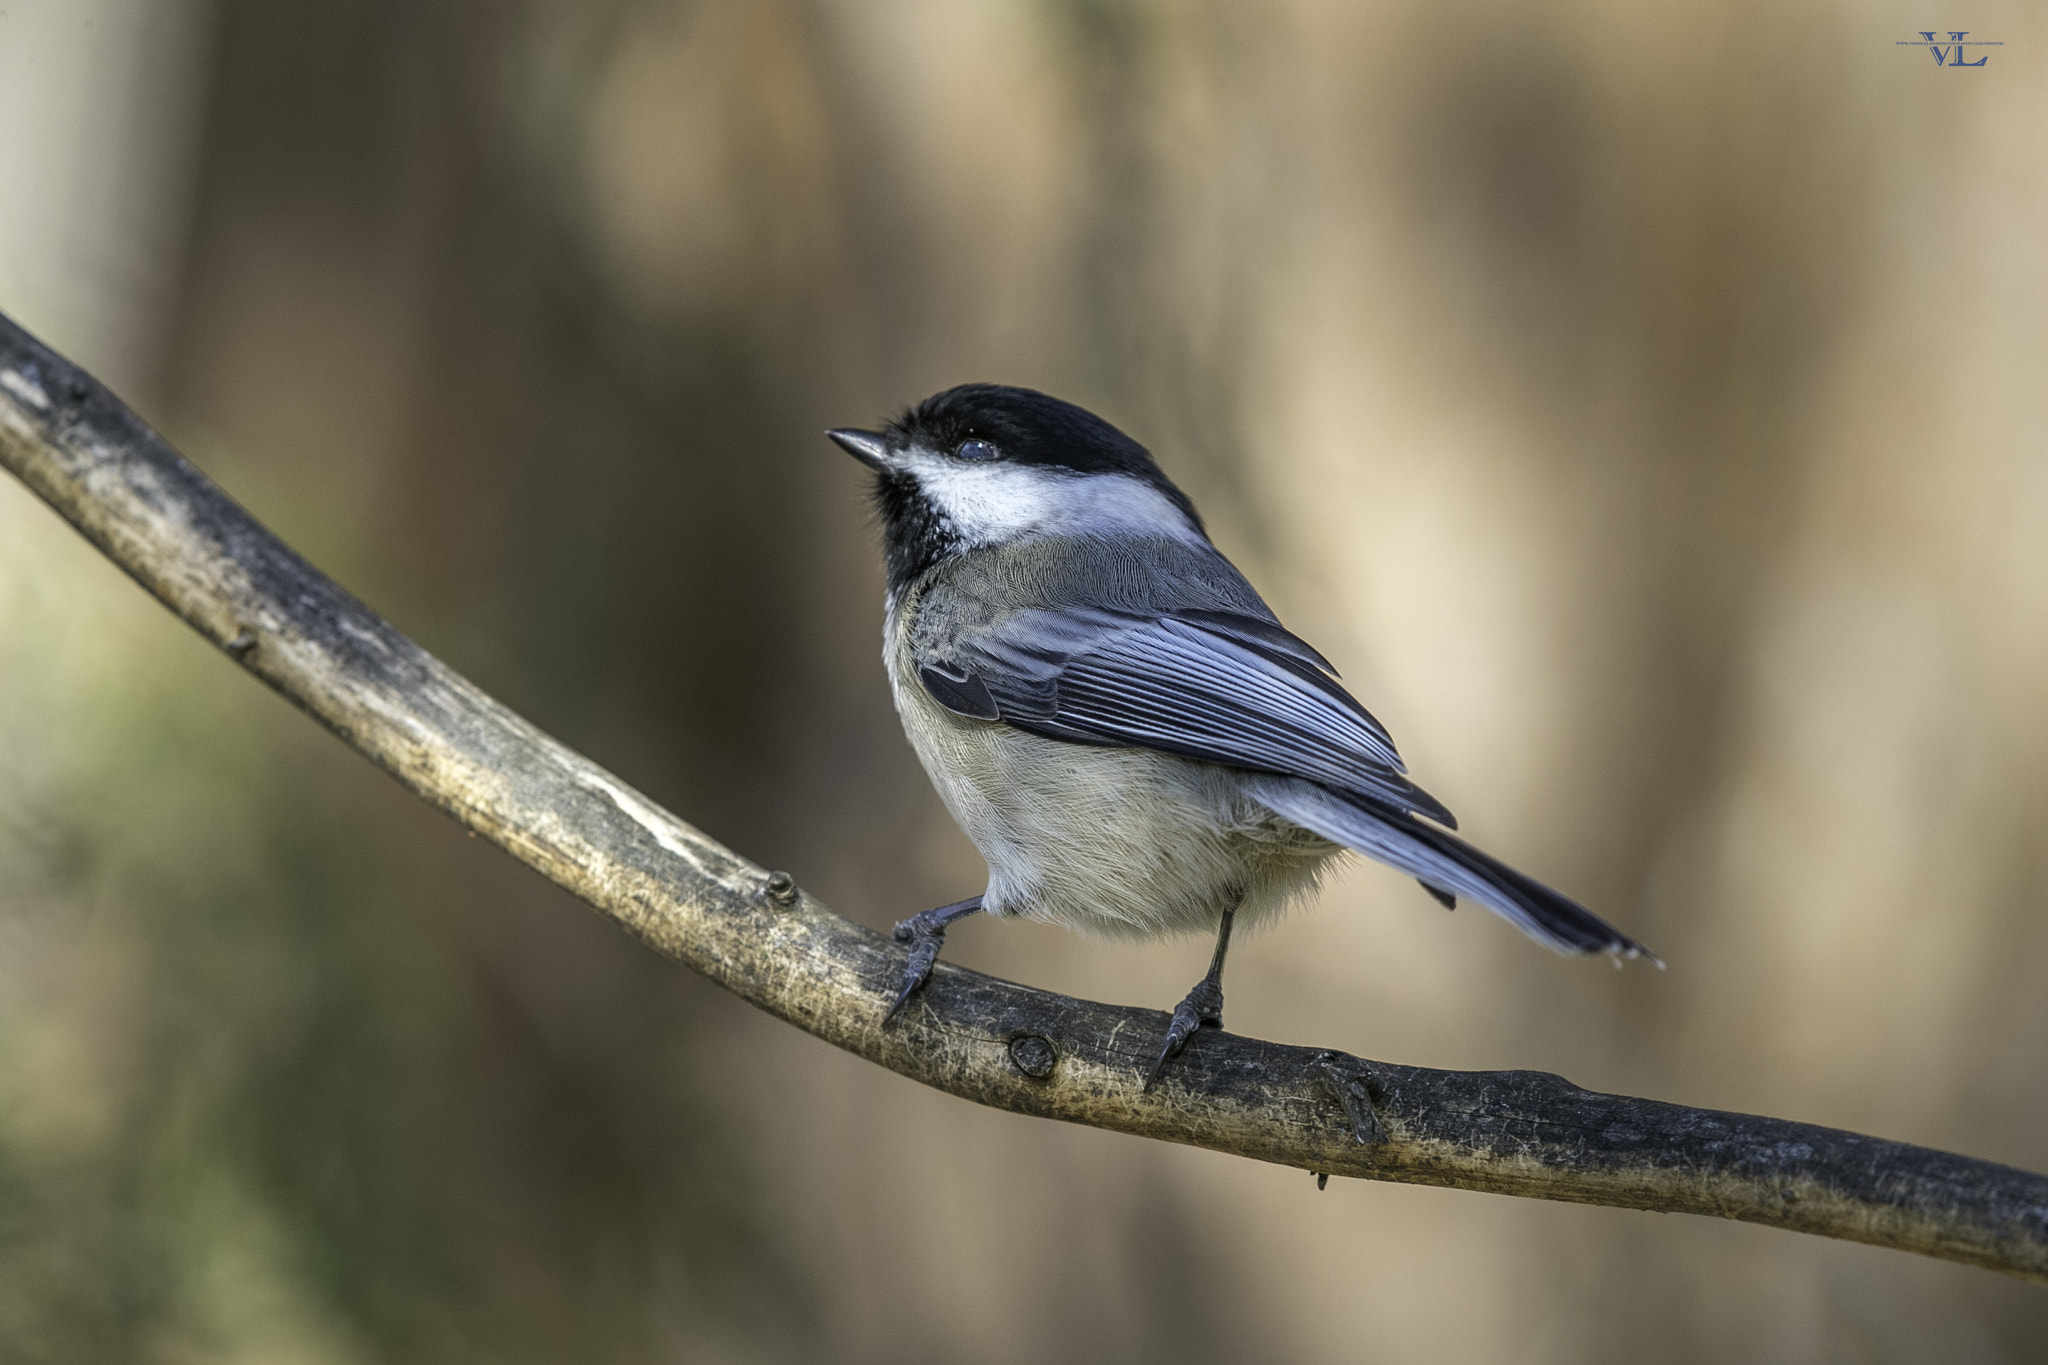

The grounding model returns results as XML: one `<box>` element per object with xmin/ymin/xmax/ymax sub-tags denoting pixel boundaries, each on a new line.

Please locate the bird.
<box><xmin>828</xmin><ymin>383</ymin><xmax>1653</xmax><ymax>1083</ymax></box>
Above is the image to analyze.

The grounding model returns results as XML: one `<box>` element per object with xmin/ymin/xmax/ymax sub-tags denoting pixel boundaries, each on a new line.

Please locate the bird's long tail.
<box><xmin>1245</xmin><ymin>775</ymin><xmax>1657</xmax><ymax>961</ymax></box>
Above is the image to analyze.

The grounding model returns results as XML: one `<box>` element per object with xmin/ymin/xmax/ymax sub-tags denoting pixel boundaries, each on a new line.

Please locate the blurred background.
<box><xmin>2</xmin><ymin>0</ymin><xmax>2045</xmax><ymax>1359</ymax></box>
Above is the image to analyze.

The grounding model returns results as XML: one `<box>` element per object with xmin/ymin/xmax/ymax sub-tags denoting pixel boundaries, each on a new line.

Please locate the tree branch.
<box><xmin>4</xmin><ymin>310</ymin><xmax>2045</xmax><ymax>1283</ymax></box>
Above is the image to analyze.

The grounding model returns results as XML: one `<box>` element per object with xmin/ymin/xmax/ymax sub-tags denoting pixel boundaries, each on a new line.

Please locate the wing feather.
<box><xmin>928</xmin><ymin>605</ymin><xmax>1456</xmax><ymax>827</ymax></box>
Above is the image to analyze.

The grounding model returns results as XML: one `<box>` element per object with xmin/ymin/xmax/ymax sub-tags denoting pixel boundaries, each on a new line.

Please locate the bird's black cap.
<box><xmin>892</xmin><ymin>384</ymin><xmax>1157</xmax><ymax>475</ymax></box>
<box><xmin>835</xmin><ymin>384</ymin><xmax>1206</xmax><ymax>592</ymax></box>
<box><xmin>894</xmin><ymin>384</ymin><xmax>1200</xmax><ymax>520</ymax></box>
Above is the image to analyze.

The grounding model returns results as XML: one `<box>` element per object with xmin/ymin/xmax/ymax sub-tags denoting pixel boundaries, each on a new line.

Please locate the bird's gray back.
<box><xmin>906</xmin><ymin>534</ymin><xmax>1273</xmax><ymax>665</ymax></box>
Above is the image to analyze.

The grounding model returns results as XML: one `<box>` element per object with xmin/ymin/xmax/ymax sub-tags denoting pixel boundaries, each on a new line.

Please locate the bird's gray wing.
<box><xmin>917</xmin><ymin>605</ymin><xmax>1458</xmax><ymax>827</ymax></box>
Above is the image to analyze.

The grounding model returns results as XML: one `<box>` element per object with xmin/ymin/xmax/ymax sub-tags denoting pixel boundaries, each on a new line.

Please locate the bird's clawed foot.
<box><xmin>884</xmin><ymin>895</ymin><xmax>983</xmax><ymax>1022</ymax></box>
<box><xmin>1144</xmin><ymin>906</ymin><xmax>1237</xmax><ymax>1088</ymax></box>
<box><xmin>1145</xmin><ymin>974</ymin><xmax>1225</xmax><ymax>1088</ymax></box>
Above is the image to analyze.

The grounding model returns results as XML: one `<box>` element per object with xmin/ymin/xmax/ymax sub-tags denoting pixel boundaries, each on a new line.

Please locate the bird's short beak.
<box><xmin>826</xmin><ymin>428</ymin><xmax>894</xmax><ymax>471</ymax></box>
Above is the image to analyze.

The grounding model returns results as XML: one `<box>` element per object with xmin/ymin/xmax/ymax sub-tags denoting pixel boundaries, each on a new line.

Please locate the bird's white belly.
<box><xmin>886</xmin><ymin>620</ymin><xmax>1337</xmax><ymax>940</ymax></box>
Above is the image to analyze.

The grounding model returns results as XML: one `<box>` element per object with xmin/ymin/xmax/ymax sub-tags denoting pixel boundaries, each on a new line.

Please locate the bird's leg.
<box><xmin>884</xmin><ymin>895</ymin><xmax>984</xmax><ymax>1022</ymax></box>
<box><xmin>1146</xmin><ymin>904</ymin><xmax>1237</xmax><ymax>1088</ymax></box>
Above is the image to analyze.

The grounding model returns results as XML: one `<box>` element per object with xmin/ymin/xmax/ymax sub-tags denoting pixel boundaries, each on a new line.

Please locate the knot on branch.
<box><xmin>1314</xmin><ymin>1050</ymin><xmax>1388</xmax><ymax>1146</ymax></box>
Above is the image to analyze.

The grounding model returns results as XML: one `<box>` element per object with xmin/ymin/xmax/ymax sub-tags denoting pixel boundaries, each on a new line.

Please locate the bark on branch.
<box><xmin>4</xmin><ymin>309</ymin><xmax>2045</xmax><ymax>1282</ymax></box>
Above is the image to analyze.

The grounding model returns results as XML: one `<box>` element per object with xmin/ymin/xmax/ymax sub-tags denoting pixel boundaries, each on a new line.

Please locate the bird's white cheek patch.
<box><xmin>906</xmin><ymin>456</ymin><xmax>1053</xmax><ymax>543</ymax></box>
<box><xmin>906</xmin><ymin>456</ymin><xmax>1203</xmax><ymax>547</ymax></box>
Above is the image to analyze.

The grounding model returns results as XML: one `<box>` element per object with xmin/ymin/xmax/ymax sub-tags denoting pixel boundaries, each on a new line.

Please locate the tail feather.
<box><xmin>1247</xmin><ymin>776</ymin><xmax>1656</xmax><ymax>961</ymax></box>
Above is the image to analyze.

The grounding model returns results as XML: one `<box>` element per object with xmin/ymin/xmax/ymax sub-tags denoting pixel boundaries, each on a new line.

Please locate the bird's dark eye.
<box><xmin>954</xmin><ymin>438</ymin><xmax>1000</xmax><ymax>462</ymax></box>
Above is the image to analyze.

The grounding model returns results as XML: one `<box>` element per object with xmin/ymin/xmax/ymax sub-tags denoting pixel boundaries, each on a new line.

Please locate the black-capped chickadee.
<box><xmin>830</xmin><ymin>384</ymin><xmax>1652</xmax><ymax>1082</ymax></box>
